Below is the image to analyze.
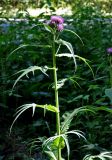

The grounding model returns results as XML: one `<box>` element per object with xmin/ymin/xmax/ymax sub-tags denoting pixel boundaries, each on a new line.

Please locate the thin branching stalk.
<box><xmin>52</xmin><ymin>33</ymin><xmax>61</xmax><ymax>160</ymax></box>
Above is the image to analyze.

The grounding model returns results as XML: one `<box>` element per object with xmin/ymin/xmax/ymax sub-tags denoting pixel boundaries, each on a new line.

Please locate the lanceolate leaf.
<box><xmin>44</xmin><ymin>150</ymin><xmax>57</xmax><ymax>160</ymax></box>
<box><xmin>12</xmin><ymin>66</ymin><xmax>49</xmax><ymax>91</ymax></box>
<box><xmin>61</xmin><ymin>135</ymin><xmax>70</xmax><ymax>160</ymax></box>
<box><xmin>66</xmin><ymin>130</ymin><xmax>86</xmax><ymax>141</ymax></box>
<box><xmin>75</xmin><ymin>55</ymin><xmax>94</xmax><ymax>78</ymax></box>
<box><xmin>57</xmin><ymin>39</ymin><xmax>77</xmax><ymax>70</ymax></box>
<box><xmin>83</xmin><ymin>151</ymin><xmax>112</xmax><ymax>160</ymax></box>
<box><xmin>61</xmin><ymin>107</ymin><xmax>95</xmax><ymax>133</ymax></box>
<box><xmin>7</xmin><ymin>44</ymin><xmax>50</xmax><ymax>59</ymax></box>
<box><xmin>56</xmin><ymin>53</ymin><xmax>73</xmax><ymax>58</ymax></box>
<box><xmin>64</xmin><ymin>29</ymin><xmax>84</xmax><ymax>46</ymax></box>
<box><xmin>85</xmin><ymin>105</ymin><xmax>112</xmax><ymax>113</ymax></box>
<box><xmin>56</xmin><ymin>53</ymin><xmax>94</xmax><ymax>77</ymax></box>
<box><xmin>10</xmin><ymin>103</ymin><xmax>58</xmax><ymax>133</ymax></box>
<box><xmin>95</xmin><ymin>106</ymin><xmax>112</xmax><ymax>113</ymax></box>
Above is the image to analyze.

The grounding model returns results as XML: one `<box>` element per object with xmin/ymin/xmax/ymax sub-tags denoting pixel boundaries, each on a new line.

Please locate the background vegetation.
<box><xmin>0</xmin><ymin>0</ymin><xmax>112</xmax><ymax>159</ymax></box>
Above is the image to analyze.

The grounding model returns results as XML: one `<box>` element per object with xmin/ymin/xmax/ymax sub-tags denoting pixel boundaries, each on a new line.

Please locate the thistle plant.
<box><xmin>9</xmin><ymin>16</ymin><xmax>96</xmax><ymax>160</ymax></box>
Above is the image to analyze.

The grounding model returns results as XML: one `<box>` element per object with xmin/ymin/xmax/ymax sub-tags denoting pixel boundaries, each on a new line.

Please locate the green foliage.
<box><xmin>0</xmin><ymin>1</ymin><xmax>112</xmax><ymax>159</ymax></box>
<box><xmin>61</xmin><ymin>107</ymin><xmax>95</xmax><ymax>134</ymax></box>
<box><xmin>105</xmin><ymin>88</ymin><xmax>112</xmax><ymax>104</ymax></box>
<box><xmin>42</xmin><ymin>130</ymin><xmax>86</xmax><ymax>160</ymax></box>
<box><xmin>10</xmin><ymin>103</ymin><xmax>58</xmax><ymax>133</ymax></box>
<box><xmin>83</xmin><ymin>152</ymin><xmax>112</xmax><ymax>160</ymax></box>
<box><xmin>12</xmin><ymin>65</ymin><xmax>49</xmax><ymax>91</ymax></box>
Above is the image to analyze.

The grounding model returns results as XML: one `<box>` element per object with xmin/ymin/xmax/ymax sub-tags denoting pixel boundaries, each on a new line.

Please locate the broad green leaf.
<box><xmin>51</xmin><ymin>137</ymin><xmax>65</xmax><ymax>150</ymax></box>
<box><xmin>43</xmin><ymin>134</ymin><xmax>68</xmax><ymax>160</ymax></box>
<box><xmin>105</xmin><ymin>88</ymin><xmax>112</xmax><ymax>104</ymax></box>
<box><xmin>42</xmin><ymin>134</ymin><xmax>64</xmax><ymax>151</ymax></box>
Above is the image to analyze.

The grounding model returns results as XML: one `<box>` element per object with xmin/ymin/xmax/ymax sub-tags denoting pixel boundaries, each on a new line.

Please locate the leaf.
<box><xmin>10</xmin><ymin>103</ymin><xmax>36</xmax><ymax>133</ymax></box>
<box><xmin>56</xmin><ymin>53</ymin><xmax>94</xmax><ymax>77</ymax></box>
<box><xmin>10</xmin><ymin>103</ymin><xmax>58</xmax><ymax>133</ymax></box>
<box><xmin>64</xmin><ymin>29</ymin><xmax>84</xmax><ymax>46</ymax></box>
<box><xmin>61</xmin><ymin>107</ymin><xmax>95</xmax><ymax>133</ymax></box>
<box><xmin>56</xmin><ymin>53</ymin><xmax>73</xmax><ymax>58</ymax></box>
<box><xmin>75</xmin><ymin>55</ymin><xmax>94</xmax><ymax>78</ymax></box>
<box><xmin>37</xmin><ymin>104</ymin><xmax>58</xmax><ymax>113</ymax></box>
<box><xmin>42</xmin><ymin>134</ymin><xmax>63</xmax><ymax>151</ymax></box>
<box><xmin>61</xmin><ymin>135</ymin><xmax>70</xmax><ymax>160</ymax></box>
<box><xmin>50</xmin><ymin>136</ymin><xmax>65</xmax><ymax>151</ymax></box>
<box><xmin>66</xmin><ymin>130</ymin><xmax>86</xmax><ymax>141</ymax></box>
<box><xmin>44</xmin><ymin>23</ymin><xmax>54</xmax><ymax>33</ymax></box>
<box><xmin>83</xmin><ymin>151</ymin><xmax>112</xmax><ymax>160</ymax></box>
<box><xmin>43</xmin><ymin>130</ymin><xmax>85</xmax><ymax>160</ymax></box>
<box><xmin>67</xmin><ymin>95</ymin><xmax>83</xmax><ymax>103</ymax></box>
<box><xmin>95</xmin><ymin>106</ymin><xmax>112</xmax><ymax>113</ymax></box>
<box><xmin>7</xmin><ymin>44</ymin><xmax>39</xmax><ymax>59</ymax></box>
<box><xmin>43</xmin><ymin>134</ymin><xmax>68</xmax><ymax>160</ymax></box>
<box><xmin>7</xmin><ymin>43</ymin><xmax>51</xmax><ymax>59</ymax></box>
<box><xmin>52</xmin><ymin>78</ymin><xmax>67</xmax><ymax>89</ymax></box>
<box><xmin>57</xmin><ymin>39</ymin><xmax>77</xmax><ymax>70</ymax></box>
<box><xmin>105</xmin><ymin>88</ymin><xmax>112</xmax><ymax>104</ymax></box>
<box><xmin>44</xmin><ymin>150</ymin><xmax>57</xmax><ymax>160</ymax></box>
<box><xmin>12</xmin><ymin>66</ymin><xmax>49</xmax><ymax>91</ymax></box>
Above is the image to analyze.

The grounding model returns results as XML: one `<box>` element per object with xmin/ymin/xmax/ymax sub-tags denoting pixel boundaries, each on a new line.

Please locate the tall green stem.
<box><xmin>52</xmin><ymin>33</ymin><xmax>61</xmax><ymax>160</ymax></box>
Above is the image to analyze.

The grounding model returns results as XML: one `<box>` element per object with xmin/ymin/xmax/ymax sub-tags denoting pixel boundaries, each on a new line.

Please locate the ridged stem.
<box><xmin>52</xmin><ymin>33</ymin><xmax>61</xmax><ymax>160</ymax></box>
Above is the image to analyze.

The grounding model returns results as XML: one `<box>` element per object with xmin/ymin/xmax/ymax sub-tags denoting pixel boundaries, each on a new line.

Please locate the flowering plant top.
<box><xmin>49</xmin><ymin>15</ymin><xmax>64</xmax><ymax>31</ymax></box>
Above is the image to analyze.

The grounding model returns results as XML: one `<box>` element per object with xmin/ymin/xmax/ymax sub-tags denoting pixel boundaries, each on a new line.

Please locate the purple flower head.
<box><xmin>107</xmin><ymin>48</ymin><xmax>112</xmax><ymax>55</ymax></box>
<box><xmin>49</xmin><ymin>15</ymin><xmax>64</xmax><ymax>32</ymax></box>
<box><xmin>57</xmin><ymin>24</ymin><xmax>64</xmax><ymax>31</ymax></box>
<box><xmin>51</xmin><ymin>16</ymin><xmax>64</xmax><ymax>24</ymax></box>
